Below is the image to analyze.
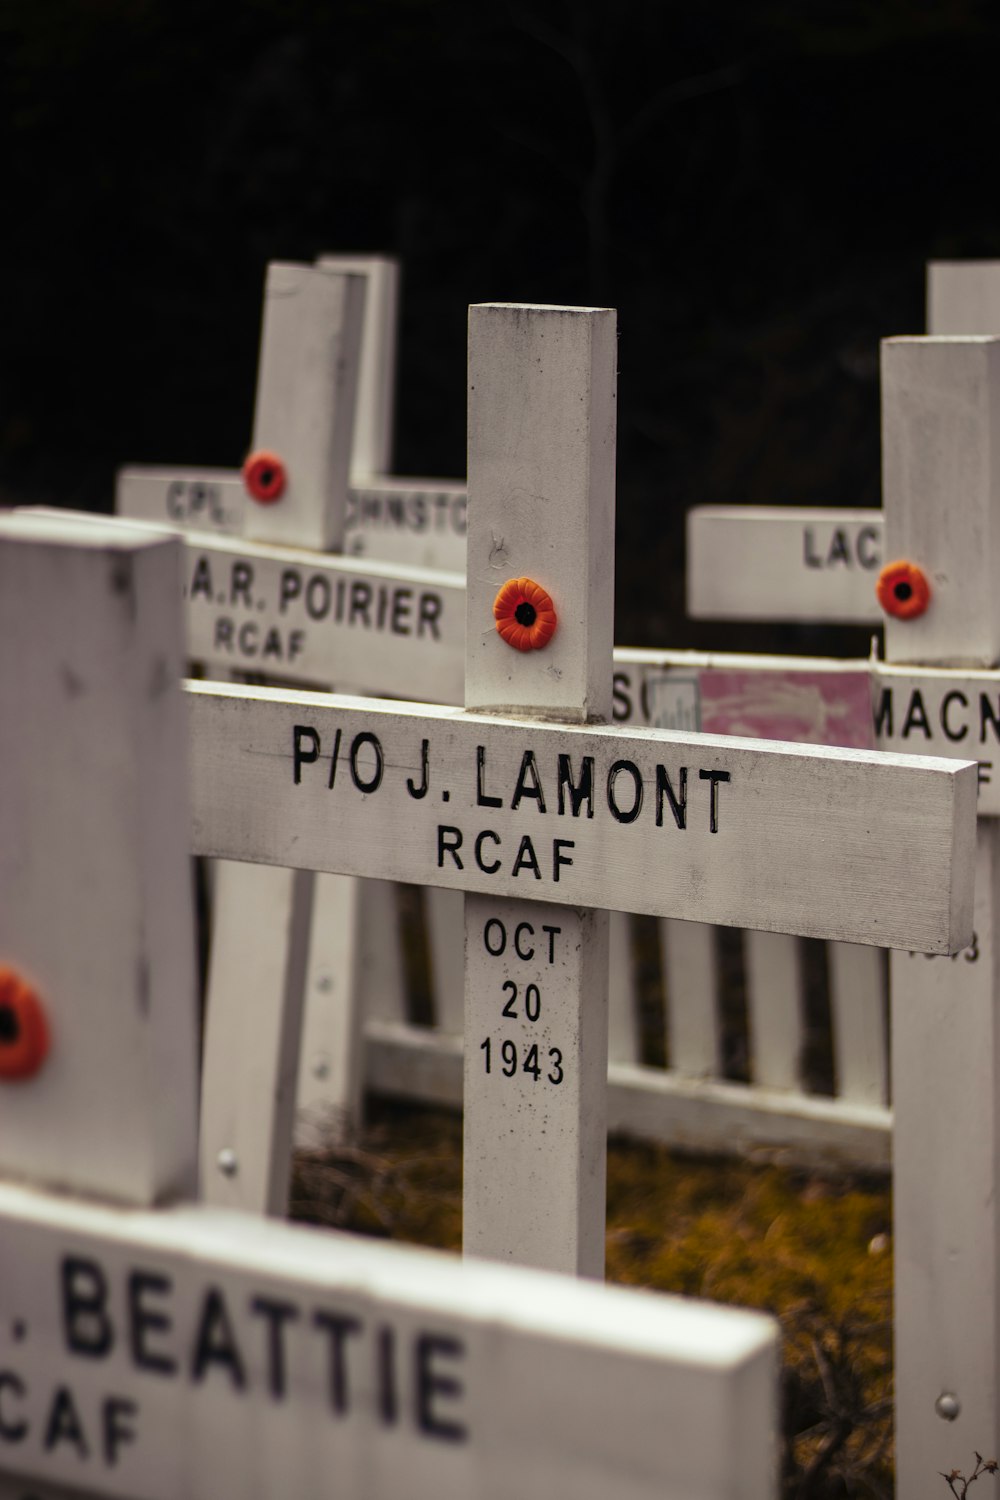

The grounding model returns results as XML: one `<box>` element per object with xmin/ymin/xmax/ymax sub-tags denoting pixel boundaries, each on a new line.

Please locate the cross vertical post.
<box><xmin>883</xmin><ymin>335</ymin><xmax>1000</xmax><ymax>1495</ymax></box>
<box><xmin>462</xmin><ymin>303</ymin><xmax>616</xmax><ymax>1275</ymax></box>
<box><xmin>0</xmin><ymin>515</ymin><xmax>198</xmax><ymax>1205</ymax></box>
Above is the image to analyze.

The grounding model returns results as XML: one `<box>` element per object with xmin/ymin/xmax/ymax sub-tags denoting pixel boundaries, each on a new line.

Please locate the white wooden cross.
<box><xmin>0</xmin><ymin>510</ymin><xmax>780</xmax><ymax>1500</ymax></box>
<box><xmin>170</xmin><ymin>301</ymin><xmax>979</xmax><ymax>1289</ymax></box>
<box><xmin>684</xmin><ymin>269</ymin><xmax>1000</xmax><ymax>1496</ymax></box>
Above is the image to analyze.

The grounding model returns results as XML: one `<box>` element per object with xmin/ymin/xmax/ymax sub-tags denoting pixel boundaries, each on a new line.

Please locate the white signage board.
<box><xmin>686</xmin><ymin>507</ymin><xmax>883</xmax><ymax>623</ymax></box>
<box><xmin>185</xmin><ymin>679</ymin><xmax>976</xmax><ymax>953</ymax></box>
<box><xmin>0</xmin><ymin>1183</ymin><xmax>776</xmax><ymax>1500</ymax></box>
<box><xmin>117</xmin><ymin>467</ymin><xmax>468</xmax><ymax>573</ymax></box>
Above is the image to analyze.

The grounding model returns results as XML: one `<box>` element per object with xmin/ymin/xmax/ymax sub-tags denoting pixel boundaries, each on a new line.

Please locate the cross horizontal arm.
<box><xmin>185</xmin><ymin>679</ymin><xmax>977</xmax><ymax>952</ymax></box>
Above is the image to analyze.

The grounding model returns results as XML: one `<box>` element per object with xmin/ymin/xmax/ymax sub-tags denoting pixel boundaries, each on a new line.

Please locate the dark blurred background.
<box><xmin>1</xmin><ymin>0</ymin><xmax>996</xmax><ymax>653</ymax></box>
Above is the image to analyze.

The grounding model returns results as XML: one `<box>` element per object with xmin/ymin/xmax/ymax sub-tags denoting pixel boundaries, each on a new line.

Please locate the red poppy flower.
<box><xmin>0</xmin><ymin>967</ymin><xmax>49</xmax><ymax>1080</ymax></box>
<box><xmin>242</xmin><ymin>449</ymin><xmax>287</xmax><ymax>504</ymax></box>
<box><xmin>876</xmin><ymin>559</ymin><xmax>931</xmax><ymax>620</ymax></box>
<box><xmin>493</xmin><ymin>577</ymin><xmax>557</xmax><ymax>651</ymax></box>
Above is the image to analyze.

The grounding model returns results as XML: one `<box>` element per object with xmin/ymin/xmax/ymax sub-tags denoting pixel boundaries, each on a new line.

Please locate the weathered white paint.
<box><xmin>928</xmin><ymin>260</ymin><xmax>1000</xmax><ymax>335</ymax></box>
<box><xmin>185</xmin><ymin>679</ymin><xmax>977</xmax><ymax>953</ymax></box>
<box><xmin>293</xmin><ymin>873</ymin><xmax>367</xmax><ymax>1149</ymax></box>
<box><xmin>243</xmin><ymin>262</ymin><xmax>364</xmax><ymax>553</ymax></box>
<box><xmin>198</xmin><ymin>864</ymin><xmax>314</xmax><ymax>1214</ymax></box>
<box><xmin>462</xmin><ymin>304</ymin><xmax>615</xmax><ymax>1275</ymax></box>
<box><xmin>827</xmin><ymin>943</ymin><xmax>887</xmax><ymax>1107</ymax></box>
<box><xmin>0</xmin><ymin>1181</ymin><xmax>777</xmax><ymax>1500</ymax></box>
<box><xmin>661</xmin><ymin>920</ymin><xmax>719</xmax><ymax>1078</ymax></box>
<box><xmin>315</xmin><ymin>254</ymin><xmax>399</xmax><ymax>478</ymax></box>
<box><xmin>881</xmin><ymin>337</ymin><xmax>1000</xmax><ymax>667</ymax></box>
<box><xmin>686</xmin><ymin>508</ymin><xmax>883</xmax><ymax>623</ymax></box>
<box><xmin>744</xmin><ymin>932</ymin><xmax>802</xmax><ymax>1092</ymax></box>
<box><xmin>0</xmin><ymin>514</ymin><xmax>198</xmax><ymax>1206</ymax></box>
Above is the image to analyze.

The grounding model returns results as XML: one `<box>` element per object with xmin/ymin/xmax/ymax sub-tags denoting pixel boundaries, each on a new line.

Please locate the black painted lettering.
<box><xmin>411</xmin><ymin>494</ymin><xmax>427</xmax><ymax>530</ymax></box>
<box><xmin>191</xmin><ymin>1287</ymin><xmax>246</xmax><ymax>1391</ymax></box>
<box><xmin>263</xmin><ymin>627</ymin><xmax>284</xmax><ymax>660</ymax></box>
<box><xmin>475</xmin><ymin>830</ymin><xmax>501</xmax><ymax>873</ymax></box>
<box><xmin>328</xmin><ymin>726</ymin><xmax>342</xmax><ymax>789</ymax></box>
<box><xmin>415</xmin><ymin>1334</ymin><xmax>467</xmax><ymax>1443</ymax></box>
<box><xmin>128</xmin><ymin>1270</ymin><xmax>176</xmax><ymax>1376</ymax></box>
<box><xmin>542</xmin><ymin>925</ymin><xmax>560</xmax><ymax>964</ymax></box>
<box><xmin>417</xmin><ymin>593</ymin><xmax>442</xmax><ymax>639</ymax></box>
<box><xmin>376</xmin><ymin>584</ymin><xmax>390</xmax><ymax>630</ymax></box>
<box><xmin>349</xmin><ymin>732</ymin><xmax>384</xmax><ymax>793</ymax></box>
<box><xmin>552</xmin><ymin>839</ymin><xmax>575</xmax><ymax>881</ymax></box>
<box><xmin>438</xmin><ymin>826</ymin><xmax>464</xmax><ymax>869</ymax></box>
<box><xmin>349</xmin><ymin>580</ymin><xmax>373</xmax><ymax>626</ymax></box>
<box><xmin>700</xmin><ymin>768</ymin><xmax>731</xmax><ymax>832</ymax></box>
<box><xmin>980</xmin><ymin>761</ymin><xmax>993</xmax><ymax>787</ymax></box>
<box><xmin>941</xmin><ymin>691</ymin><xmax>969</xmax><ymax>741</ymax></box>
<box><xmin>803</xmin><ymin>529</ymin><xmax>822</xmax><ymax>568</ymax></box>
<box><xmin>557</xmin><ymin>755</ymin><xmax>594</xmax><ymax>818</ymax></box>
<box><xmin>511</xmin><ymin>750</ymin><xmax>546</xmax><ymax>813</ymax></box>
<box><xmin>0</xmin><ymin>1372</ymin><xmax>27</xmax><ymax>1442</ymax></box>
<box><xmin>612</xmin><ymin>672</ymin><xmax>633</xmax><ymax>722</ymax></box>
<box><xmin>102</xmin><ymin>1397</ymin><xmax>138</xmax><ymax>1467</ymax></box>
<box><xmin>857</xmin><ymin>526</ymin><xmax>880</xmax><ymax>568</ymax></box>
<box><xmin>43</xmin><ymin>1386</ymin><xmax>88</xmax><ymax>1459</ymax></box>
<box><xmin>377</xmin><ymin>1326</ymin><xmax>398</xmax><ymax>1427</ymax></box>
<box><xmin>828</xmin><ymin>529</ymin><xmax>851</xmax><ymax>565</ymax></box>
<box><xmin>607</xmin><ymin>760</ymin><xmax>643</xmax><ymax>823</ymax></box>
<box><xmin>873</xmin><ymin>687</ymin><xmax>893</xmax><ymax>738</ymax></box>
<box><xmin>513</xmin><ymin>922</ymin><xmax>534</xmax><ymax>961</ymax></box>
<box><xmin>289</xmin><ymin>629</ymin><xmax>305</xmax><ymax>661</ymax></box>
<box><xmin>166</xmin><ymin>480</ymin><xmax>185</xmax><ymax>520</ymax></box>
<box><xmin>476</xmin><ymin>746</ymin><xmax>502</xmax><ymax>807</ymax></box>
<box><xmin>307</xmin><ymin>575</ymin><xmax>332</xmax><ymax>621</ymax></box>
<box><xmin>313</xmin><ymin>1311</ymin><xmax>361</xmax><ymax>1415</ymax></box>
<box><xmin>251</xmin><ymin>1297</ymin><xmax>299</xmax><ymax>1401</ymax></box>
<box><xmin>511</xmin><ymin>835</ymin><xmax>542</xmax><ymax>880</ymax></box>
<box><xmin>656</xmin><ymin>765</ymin><xmax>688</xmax><ymax>829</ymax></box>
<box><xmin>484</xmin><ymin>918</ymin><xmax>506</xmax><ymax>955</ymax></box>
<box><xmin>237</xmin><ymin>621</ymin><xmax>259</xmax><ymax>656</ymax></box>
<box><xmin>62</xmin><ymin>1255</ymin><xmax>113</xmax><ymax>1359</ymax></box>
<box><xmin>279</xmin><ymin>569</ymin><xmax>302</xmax><ymax>613</ymax></box>
<box><xmin>981</xmin><ymin>695</ymin><xmax>1000</xmax><ymax>744</ymax></box>
<box><xmin>407</xmin><ymin>738</ymin><xmax>430</xmax><ymax>798</ymax></box>
<box><xmin>213</xmin><ymin>617</ymin><xmax>234</xmax><ymax>651</ymax></box>
<box><xmin>190</xmin><ymin>556</ymin><xmax>213</xmax><ymax>600</ymax></box>
<box><xmin>387</xmin><ymin>495</ymin><xmax>405</xmax><ymax>527</ymax></box>
<box><xmin>230</xmin><ymin>560</ymin><xmax>253</xmax><ymax>606</ymax></box>
<box><xmin>293</xmin><ymin>726</ymin><xmax>321</xmax><ymax>784</ymax></box>
<box><xmin>391</xmin><ymin>589</ymin><xmax>413</xmax><ymax>635</ymax></box>
<box><xmin>902</xmin><ymin>690</ymin><xmax>931</xmax><ymax>739</ymax></box>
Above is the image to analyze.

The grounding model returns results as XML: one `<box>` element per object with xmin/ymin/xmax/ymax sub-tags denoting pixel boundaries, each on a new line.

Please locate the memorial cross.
<box><xmin>685</xmin><ymin>291</ymin><xmax>1000</xmax><ymax>1494</ymax></box>
<box><xmin>0</xmin><ymin>511</ymin><xmax>779</xmax><ymax>1500</ymax></box>
<box><xmin>179</xmin><ymin>301</ymin><xmax>978</xmax><ymax>1283</ymax></box>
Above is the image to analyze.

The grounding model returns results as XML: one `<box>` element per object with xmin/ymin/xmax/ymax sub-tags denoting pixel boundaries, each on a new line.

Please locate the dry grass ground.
<box><xmin>291</xmin><ymin>1099</ymin><xmax>895</xmax><ymax>1500</ymax></box>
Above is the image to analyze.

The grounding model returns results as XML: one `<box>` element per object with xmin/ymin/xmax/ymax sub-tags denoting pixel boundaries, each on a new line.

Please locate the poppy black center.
<box><xmin>514</xmin><ymin>601</ymin><xmax>537</xmax><ymax>627</ymax></box>
<box><xmin>894</xmin><ymin>581</ymin><xmax>913</xmax><ymax>603</ymax></box>
<box><xmin>260</xmin><ymin>468</ymin><xmax>274</xmax><ymax>489</ymax></box>
<box><xmin>0</xmin><ymin>1005</ymin><xmax>20</xmax><ymax>1045</ymax></box>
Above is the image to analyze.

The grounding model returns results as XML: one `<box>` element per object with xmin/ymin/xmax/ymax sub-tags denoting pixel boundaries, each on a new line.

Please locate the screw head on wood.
<box><xmin>242</xmin><ymin>449</ymin><xmax>287</xmax><ymax>504</ymax></box>
<box><xmin>0</xmin><ymin>967</ymin><xmax>50</xmax><ymax>1081</ymax></box>
<box><xmin>876</xmin><ymin>559</ymin><xmax>931</xmax><ymax>620</ymax></box>
<box><xmin>935</xmin><ymin>1392</ymin><xmax>961</xmax><ymax>1421</ymax></box>
<box><xmin>217</xmin><ymin>1147</ymin><xmax>239</xmax><ymax>1177</ymax></box>
<box><xmin>493</xmin><ymin>577</ymin><xmax>558</xmax><ymax>651</ymax></box>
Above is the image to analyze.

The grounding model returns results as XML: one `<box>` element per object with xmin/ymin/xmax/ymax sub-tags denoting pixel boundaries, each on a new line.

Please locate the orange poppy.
<box><xmin>493</xmin><ymin>577</ymin><xmax>557</xmax><ymax>651</ymax></box>
<box><xmin>876</xmin><ymin>559</ymin><xmax>931</xmax><ymax>621</ymax></box>
<box><xmin>0</xmin><ymin>967</ymin><xmax>49</xmax><ymax>1080</ymax></box>
<box><xmin>242</xmin><ymin>449</ymin><xmax>287</xmax><ymax>503</ymax></box>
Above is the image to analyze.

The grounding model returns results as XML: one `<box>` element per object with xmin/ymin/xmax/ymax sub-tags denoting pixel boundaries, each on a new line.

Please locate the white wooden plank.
<box><xmin>345</xmin><ymin>479</ymin><xmax>467</xmax><ymax>570</ymax></box>
<box><xmin>892</xmin><ymin>824</ymin><xmax>1000</xmax><ymax>1495</ymax></box>
<box><xmin>198</xmin><ymin>864</ymin><xmax>314</xmax><ymax>1214</ymax></box>
<box><xmin>0</xmin><ymin>1181</ymin><xmax>777</xmax><ymax>1500</ymax></box>
<box><xmin>462</xmin><ymin>303</ymin><xmax>616</xmax><ymax>1277</ymax></box>
<box><xmin>608</xmin><ymin>912</ymin><xmax>641</xmax><ymax>1065</ymax></box>
<box><xmin>827</xmin><ymin>942</ymin><xmax>886</xmax><ymax>1107</ymax></box>
<box><xmin>882</xmin><ymin>337</ymin><xmax>1000</xmax><ymax>667</ymax></box>
<box><xmin>661</xmin><ymin>919</ymin><xmax>719</xmax><ymax>1078</ymax></box>
<box><xmin>426</xmin><ymin>887</ymin><xmax>466</xmax><ymax>1035</ymax></box>
<box><xmin>928</xmin><ymin>260</ymin><xmax>1000</xmax><ymax>335</ymax></box>
<box><xmin>356</xmin><ymin>879</ymin><xmax>409</xmax><ymax>1027</ymax></box>
<box><xmin>872</xmin><ymin>662</ymin><xmax>1000</xmax><ymax>813</ymax></box>
<box><xmin>315</xmin><ymin>254</ymin><xmax>399</xmax><ymax>479</ymax></box>
<box><xmin>185</xmin><ymin>681</ymin><xmax>978</xmax><ymax>953</ymax></box>
<box><xmin>0</xmin><ymin>513</ymin><xmax>198</xmax><ymax>1207</ymax></box>
<box><xmin>243</xmin><ymin>262</ymin><xmax>364</xmax><ymax>552</ymax></box>
<box><xmin>293</xmin><ymin>874</ymin><xmax>366</xmax><ymax>1150</ymax></box>
<box><xmin>686</xmin><ymin>507</ymin><xmax>883</xmax><ymax>623</ymax></box>
<box><xmin>743</xmin><ymin>932</ymin><xmax>802</xmax><ymax>1092</ymax></box>
<box><xmin>116</xmin><ymin>464</ymin><xmax>245</xmax><ymax>534</ymax></box>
